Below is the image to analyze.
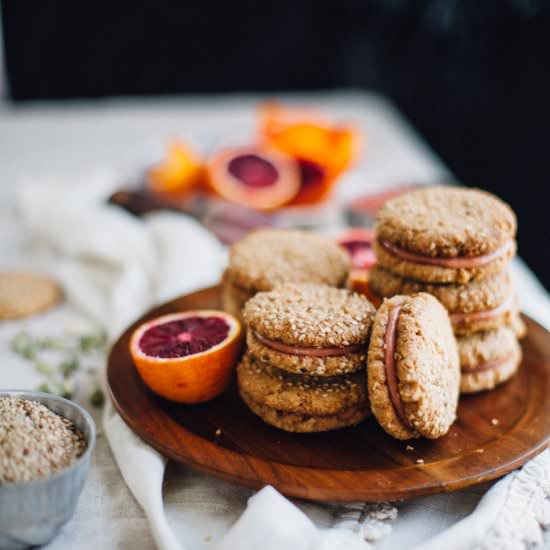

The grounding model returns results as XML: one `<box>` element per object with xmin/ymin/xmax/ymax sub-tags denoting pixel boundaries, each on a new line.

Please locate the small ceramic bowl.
<box><xmin>0</xmin><ymin>390</ymin><xmax>96</xmax><ymax>549</ymax></box>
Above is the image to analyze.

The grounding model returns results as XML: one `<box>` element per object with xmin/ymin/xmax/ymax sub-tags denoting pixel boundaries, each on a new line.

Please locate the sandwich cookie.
<box><xmin>369</xmin><ymin>266</ymin><xmax>519</xmax><ymax>335</ymax></box>
<box><xmin>457</xmin><ymin>326</ymin><xmax>522</xmax><ymax>394</ymax></box>
<box><xmin>244</xmin><ymin>283</ymin><xmax>376</xmax><ymax>376</ymax></box>
<box><xmin>367</xmin><ymin>293</ymin><xmax>460</xmax><ymax>440</ymax></box>
<box><xmin>222</xmin><ymin>229</ymin><xmax>350</xmax><ymax>319</ymax></box>
<box><xmin>374</xmin><ymin>186</ymin><xmax>516</xmax><ymax>284</ymax></box>
<box><xmin>237</xmin><ymin>352</ymin><xmax>370</xmax><ymax>432</ymax></box>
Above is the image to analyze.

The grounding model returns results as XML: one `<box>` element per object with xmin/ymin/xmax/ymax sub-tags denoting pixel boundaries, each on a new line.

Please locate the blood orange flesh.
<box><xmin>287</xmin><ymin>158</ymin><xmax>329</xmax><ymax>205</ymax></box>
<box><xmin>206</xmin><ymin>146</ymin><xmax>300</xmax><ymax>210</ymax></box>
<box><xmin>340</xmin><ymin>240</ymin><xmax>376</xmax><ymax>270</ymax></box>
<box><xmin>337</xmin><ymin>228</ymin><xmax>377</xmax><ymax>271</ymax></box>
<box><xmin>228</xmin><ymin>154</ymin><xmax>279</xmax><ymax>188</ymax></box>
<box><xmin>138</xmin><ymin>316</ymin><xmax>231</xmax><ymax>358</ymax></box>
<box><xmin>298</xmin><ymin>158</ymin><xmax>325</xmax><ymax>189</ymax></box>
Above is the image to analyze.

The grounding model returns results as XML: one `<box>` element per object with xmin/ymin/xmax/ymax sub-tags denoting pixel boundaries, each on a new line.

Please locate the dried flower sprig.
<box><xmin>9</xmin><ymin>327</ymin><xmax>107</xmax><ymax>407</ymax></box>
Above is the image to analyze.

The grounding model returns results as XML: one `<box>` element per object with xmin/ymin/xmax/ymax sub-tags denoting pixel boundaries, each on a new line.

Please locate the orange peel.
<box><xmin>147</xmin><ymin>140</ymin><xmax>205</xmax><ymax>194</ymax></box>
<box><xmin>259</xmin><ymin>103</ymin><xmax>361</xmax><ymax>205</ymax></box>
<box><xmin>205</xmin><ymin>145</ymin><xmax>300</xmax><ymax>210</ymax></box>
<box><xmin>347</xmin><ymin>272</ymin><xmax>382</xmax><ymax>307</ymax></box>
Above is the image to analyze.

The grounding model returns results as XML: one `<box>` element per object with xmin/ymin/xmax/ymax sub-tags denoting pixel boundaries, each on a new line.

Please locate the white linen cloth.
<box><xmin>13</xmin><ymin>173</ymin><xmax>550</xmax><ymax>550</ymax></box>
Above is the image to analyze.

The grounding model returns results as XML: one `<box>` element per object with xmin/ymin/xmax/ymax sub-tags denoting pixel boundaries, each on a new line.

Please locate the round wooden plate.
<box><xmin>107</xmin><ymin>286</ymin><xmax>550</xmax><ymax>502</ymax></box>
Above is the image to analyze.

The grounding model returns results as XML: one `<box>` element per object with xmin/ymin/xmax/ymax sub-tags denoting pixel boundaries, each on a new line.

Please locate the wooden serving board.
<box><xmin>107</xmin><ymin>286</ymin><xmax>550</xmax><ymax>502</ymax></box>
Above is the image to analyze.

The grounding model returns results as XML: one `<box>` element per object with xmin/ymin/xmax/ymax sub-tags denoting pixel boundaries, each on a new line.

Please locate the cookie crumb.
<box><xmin>0</xmin><ymin>272</ymin><xmax>62</xmax><ymax>319</ymax></box>
<box><xmin>491</xmin><ymin>418</ymin><xmax>499</xmax><ymax>426</ymax></box>
<box><xmin>405</xmin><ymin>445</ymin><xmax>414</xmax><ymax>451</ymax></box>
<box><xmin>215</xmin><ymin>428</ymin><xmax>222</xmax><ymax>436</ymax></box>
<box><xmin>416</xmin><ymin>458</ymin><xmax>424</xmax><ymax>464</ymax></box>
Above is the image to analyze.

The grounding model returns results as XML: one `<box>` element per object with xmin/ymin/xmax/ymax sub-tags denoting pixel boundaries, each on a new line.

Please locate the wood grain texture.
<box><xmin>107</xmin><ymin>286</ymin><xmax>550</xmax><ymax>502</ymax></box>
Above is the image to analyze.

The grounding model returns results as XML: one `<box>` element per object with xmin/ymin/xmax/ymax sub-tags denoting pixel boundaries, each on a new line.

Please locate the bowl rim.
<box><xmin>0</xmin><ymin>389</ymin><xmax>96</xmax><ymax>489</ymax></box>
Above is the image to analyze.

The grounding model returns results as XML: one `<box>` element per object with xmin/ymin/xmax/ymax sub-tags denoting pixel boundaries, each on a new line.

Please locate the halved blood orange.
<box><xmin>337</xmin><ymin>228</ymin><xmax>380</xmax><ymax>306</ymax></box>
<box><xmin>259</xmin><ymin>103</ymin><xmax>361</xmax><ymax>205</ymax></box>
<box><xmin>205</xmin><ymin>146</ymin><xmax>300</xmax><ymax>210</ymax></box>
<box><xmin>129</xmin><ymin>310</ymin><xmax>242</xmax><ymax>403</ymax></box>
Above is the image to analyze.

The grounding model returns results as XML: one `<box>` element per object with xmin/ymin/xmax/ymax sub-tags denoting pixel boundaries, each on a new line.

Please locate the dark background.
<box><xmin>2</xmin><ymin>0</ymin><xmax>549</xmax><ymax>289</ymax></box>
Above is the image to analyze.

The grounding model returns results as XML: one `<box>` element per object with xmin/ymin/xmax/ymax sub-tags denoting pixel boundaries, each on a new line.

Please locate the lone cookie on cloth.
<box><xmin>237</xmin><ymin>352</ymin><xmax>370</xmax><ymax>432</ymax></box>
<box><xmin>222</xmin><ymin>229</ymin><xmax>350</xmax><ymax>320</ymax></box>
<box><xmin>457</xmin><ymin>326</ymin><xmax>522</xmax><ymax>394</ymax></box>
<box><xmin>369</xmin><ymin>266</ymin><xmax>520</xmax><ymax>336</ymax></box>
<box><xmin>0</xmin><ymin>272</ymin><xmax>62</xmax><ymax>319</ymax></box>
<box><xmin>373</xmin><ymin>186</ymin><xmax>516</xmax><ymax>284</ymax></box>
<box><xmin>367</xmin><ymin>293</ymin><xmax>460</xmax><ymax>440</ymax></box>
<box><xmin>244</xmin><ymin>283</ymin><xmax>376</xmax><ymax>376</ymax></box>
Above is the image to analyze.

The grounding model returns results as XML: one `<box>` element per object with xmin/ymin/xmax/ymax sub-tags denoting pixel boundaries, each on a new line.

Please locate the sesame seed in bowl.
<box><xmin>0</xmin><ymin>390</ymin><xmax>95</xmax><ymax>549</ymax></box>
<box><xmin>0</xmin><ymin>397</ymin><xmax>86</xmax><ymax>485</ymax></box>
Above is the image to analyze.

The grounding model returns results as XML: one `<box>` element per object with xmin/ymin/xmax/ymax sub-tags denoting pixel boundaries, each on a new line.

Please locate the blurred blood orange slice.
<box><xmin>259</xmin><ymin>103</ymin><xmax>360</xmax><ymax>205</ymax></box>
<box><xmin>147</xmin><ymin>140</ymin><xmax>205</xmax><ymax>194</ymax></box>
<box><xmin>206</xmin><ymin>146</ymin><xmax>300</xmax><ymax>209</ymax></box>
<box><xmin>130</xmin><ymin>310</ymin><xmax>242</xmax><ymax>403</ymax></box>
<box><xmin>337</xmin><ymin>228</ymin><xmax>381</xmax><ymax>305</ymax></box>
<box><xmin>337</xmin><ymin>228</ymin><xmax>377</xmax><ymax>271</ymax></box>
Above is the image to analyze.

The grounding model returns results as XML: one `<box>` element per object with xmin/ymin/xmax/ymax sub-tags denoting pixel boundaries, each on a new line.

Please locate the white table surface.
<box><xmin>2</xmin><ymin>91</ymin><xmax>550</xmax><ymax>550</ymax></box>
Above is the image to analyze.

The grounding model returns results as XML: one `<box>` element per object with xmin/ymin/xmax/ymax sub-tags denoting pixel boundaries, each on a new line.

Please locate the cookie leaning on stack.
<box><xmin>237</xmin><ymin>283</ymin><xmax>376</xmax><ymax>432</ymax></box>
<box><xmin>222</xmin><ymin>229</ymin><xmax>351</xmax><ymax>322</ymax></box>
<box><xmin>370</xmin><ymin>185</ymin><xmax>525</xmax><ymax>393</ymax></box>
<box><xmin>368</xmin><ymin>293</ymin><xmax>460</xmax><ymax>440</ymax></box>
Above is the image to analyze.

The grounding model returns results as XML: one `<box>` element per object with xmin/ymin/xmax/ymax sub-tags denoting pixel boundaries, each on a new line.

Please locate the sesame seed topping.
<box><xmin>244</xmin><ymin>283</ymin><xmax>375</xmax><ymax>347</ymax></box>
<box><xmin>227</xmin><ymin>229</ymin><xmax>351</xmax><ymax>292</ymax></box>
<box><xmin>0</xmin><ymin>397</ymin><xmax>86</xmax><ymax>484</ymax></box>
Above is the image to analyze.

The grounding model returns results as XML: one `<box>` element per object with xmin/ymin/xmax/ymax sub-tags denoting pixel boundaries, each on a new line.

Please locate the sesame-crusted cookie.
<box><xmin>374</xmin><ymin>186</ymin><xmax>517</xmax><ymax>284</ymax></box>
<box><xmin>457</xmin><ymin>326</ymin><xmax>522</xmax><ymax>394</ymax></box>
<box><xmin>369</xmin><ymin>266</ymin><xmax>517</xmax><ymax>335</ymax></box>
<box><xmin>244</xmin><ymin>283</ymin><xmax>376</xmax><ymax>376</ymax></box>
<box><xmin>226</xmin><ymin>229</ymin><xmax>351</xmax><ymax>293</ymax></box>
<box><xmin>367</xmin><ymin>293</ymin><xmax>460</xmax><ymax>440</ymax></box>
<box><xmin>509</xmin><ymin>311</ymin><xmax>527</xmax><ymax>339</ymax></box>
<box><xmin>0</xmin><ymin>272</ymin><xmax>62</xmax><ymax>320</ymax></box>
<box><xmin>237</xmin><ymin>352</ymin><xmax>370</xmax><ymax>432</ymax></box>
<box><xmin>240</xmin><ymin>395</ymin><xmax>369</xmax><ymax>433</ymax></box>
<box><xmin>221</xmin><ymin>269</ymin><xmax>254</xmax><ymax>322</ymax></box>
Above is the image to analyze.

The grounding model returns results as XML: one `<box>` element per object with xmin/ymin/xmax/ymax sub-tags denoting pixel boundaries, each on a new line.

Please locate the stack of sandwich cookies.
<box><xmin>373</xmin><ymin>186</ymin><xmax>516</xmax><ymax>285</ymax></box>
<box><xmin>458</xmin><ymin>326</ymin><xmax>522</xmax><ymax>393</ymax></box>
<box><xmin>368</xmin><ymin>293</ymin><xmax>460</xmax><ymax>440</ymax></box>
<box><xmin>371</xmin><ymin>186</ymin><xmax>524</xmax><ymax>393</ymax></box>
<box><xmin>222</xmin><ymin>229</ymin><xmax>350</xmax><ymax>321</ymax></box>
<box><xmin>238</xmin><ymin>353</ymin><xmax>369</xmax><ymax>433</ymax></box>
<box><xmin>237</xmin><ymin>283</ymin><xmax>376</xmax><ymax>432</ymax></box>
